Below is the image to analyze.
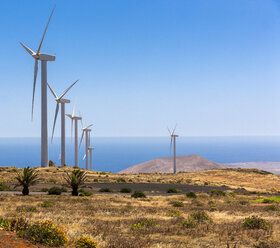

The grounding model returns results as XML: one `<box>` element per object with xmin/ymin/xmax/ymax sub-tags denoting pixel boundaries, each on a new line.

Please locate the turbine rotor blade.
<box><xmin>172</xmin><ymin>124</ymin><xmax>177</xmax><ymax>135</ymax></box>
<box><xmin>37</xmin><ymin>5</ymin><xmax>56</xmax><ymax>54</ymax></box>
<box><xmin>86</xmin><ymin>124</ymin><xmax>93</xmax><ymax>129</ymax></box>
<box><xmin>79</xmin><ymin>131</ymin><xmax>84</xmax><ymax>149</ymax></box>
<box><xmin>167</xmin><ymin>127</ymin><xmax>171</xmax><ymax>135</ymax></box>
<box><xmin>72</xmin><ymin>103</ymin><xmax>76</xmax><ymax>117</ymax></box>
<box><xmin>83</xmin><ymin>153</ymin><xmax>87</xmax><ymax>160</ymax></box>
<box><xmin>51</xmin><ymin>102</ymin><xmax>60</xmax><ymax>143</ymax></box>
<box><xmin>79</xmin><ymin>112</ymin><xmax>84</xmax><ymax>128</ymax></box>
<box><xmin>58</xmin><ymin>80</ymin><xmax>79</xmax><ymax>100</ymax></box>
<box><xmin>47</xmin><ymin>83</ymin><xmax>58</xmax><ymax>99</ymax></box>
<box><xmin>170</xmin><ymin>137</ymin><xmax>173</xmax><ymax>153</ymax></box>
<box><xmin>31</xmin><ymin>60</ymin><xmax>38</xmax><ymax>120</ymax></box>
<box><xmin>20</xmin><ymin>42</ymin><xmax>35</xmax><ymax>56</ymax></box>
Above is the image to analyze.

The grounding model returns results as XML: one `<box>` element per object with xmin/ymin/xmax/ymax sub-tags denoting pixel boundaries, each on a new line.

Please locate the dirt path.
<box><xmin>0</xmin><ymin>230</ymin><xmax>40</xmax><ymax>248</ymax></box>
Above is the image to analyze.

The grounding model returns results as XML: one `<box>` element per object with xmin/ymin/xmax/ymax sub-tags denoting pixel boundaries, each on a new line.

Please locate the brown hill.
<box><xmin>119</xmin><ymin>154</ymin><xmax>227</xmax><ymax>174</ymax></box>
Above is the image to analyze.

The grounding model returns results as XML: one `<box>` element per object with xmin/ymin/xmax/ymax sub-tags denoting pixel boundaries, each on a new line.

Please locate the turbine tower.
<box><xmin>79</xmin><ymin>116</ymin><xmax>93</xmax><ymax>170</ymax></box>
<box><xmin>66</xmin><ymin>104</ymin><xmax>82</xmax><ymax>168</ymax></box>
<box><xmin>20</xmin><ymin>6</ymin><xmax>56</xmax><ymax>167</ymax></box>
<box><xmin>168</xmin><ymin>126</ymin><xmax>179</xmax><ymax>174</ymax></box>
<box><xmin>48</xmin><ymin>80</ymin><xmax>78</xmax><ymax>166</ymax></box>
<box><xmin>88</xmin><ymin>147</ymin><xmax>95</xmax><ymax>171</ymax></box>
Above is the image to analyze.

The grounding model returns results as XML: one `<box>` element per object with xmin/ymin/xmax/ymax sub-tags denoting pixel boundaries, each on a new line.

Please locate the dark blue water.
<box><xmin>1</xmin><ymin>136</ymin><xmax>280</xmax><ymax>172</ymax></box>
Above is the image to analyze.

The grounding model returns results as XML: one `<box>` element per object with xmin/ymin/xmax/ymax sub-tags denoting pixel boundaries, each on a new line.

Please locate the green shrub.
<box><xmin>186</xmin><ymin>192</ymin><xmax>197</xmax><ymax>198</ymax></box>
<box><xmin>16</xmin><ymin>206</ymin><xmax>37</xmax><ymax>213</ymax></box>
<box><xmin>99</xmin><ymin>187</ymin><xmax>113</xmax><ymax>193</ymax></box>
<box><xmin>18</xmin><ymin>220</ymin><xmax>68</xmax><ymax>246</ymax></box>
<box><xmin>263</xmin><ymin>198</ymin><xmax>275</xmax><ymax>204</ymax></box>
<box><xmin>76</xmin><ymin>236</ymin><xmax>97</xmax><ymax>248</ymax></box>
<box><xmin>210</xmin><ymin>189</ymin><xmax>226</xmax><ymax>197</ymax></box>
<box><xmin>131</xmin><ymin>218</ymin><xmax>156</xmax><ymax>230</ymax></box>
<box><xmin>239</xmin><ymin>200</ymin><xmax>249</xmax><ymax>205</ymax></box>
<box><xmin>166</xmin><ymin>188</ymin><xmax>179</xmax><ymax>193</ymax></box>
<box><xmin>166</xmin><ymin>209</ymin><xmax>181</xmax><ymax>217</ymax></box>
<box><xmin>48</xmin><ymin>187</ymin><xmax>63</xmax><ymax>195</ymax></box>
<box><xmin>208</xmin><ymin>200</ymin><xmax>217</xmax><ymax>207</ymax></box>
<box><xmin>120</xmin><ymin>187</ymin><xmax>131</xmax><ymax>193</ymax></box>
<box><xmin>131</xmin><ymin>191</ymin><xmax>146</xmax><ymax>198</ymax></box>
<box><xmin>40</xmin><ymin>188</ymin><xmax>49</xmax><ymax>192</ymax></box>
<box><xmin>264</xmin><ymin>205</ymin><xmax>279</xmax><ymax>211</ymax></box>
<box><xmin>40</xmin><ymin>200</ymin><xmax>54</xmax><ymax>208</ymax></box>
<box><xmin>79</xmin><ymin>191</ymin><xmax>93</xmax><ymax>197</ymax></box>
<box><xmin>117</xmin><ymin>178</ymin><xmax>126</xmax><ymax>183</ymax></box>
<box><xmin>241</xmin><ymin>216</ymin><xmax>271</xmax><ymax>230</ymax></box>
<box><xmin>0</xmin><ymin>218</ymin><xmax>11</xmax><ymax>230</ymax></box>
<box><xmin>61</xmin><ymin>187</ymin><xmax>68</xmax><ymax>193</ymax></box>
<box><xmin>10</xmin><ymin>218</ymin><xmax>29</xmax><ymax>232</ymax></box>
<box><xmin>172</xmin><ymin>201</ymin><xmax>184</xmax><ymax>207</ymax></box>
<box><xmin>190</xmin><ymin>211</ymin><xmax>212</xmax><ymax>223</ymax></box>
<box><xmin>0</xmin><ymin>182</ymin><xmax>10</xmax><ymax>191</ymax></box>
<box><xmin>179</xmin><ymin>218</ymin><xmax>196</xmax><ymax>228</ymax></box>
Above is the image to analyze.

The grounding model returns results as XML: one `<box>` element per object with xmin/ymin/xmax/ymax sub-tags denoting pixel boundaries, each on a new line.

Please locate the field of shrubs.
<box><xmin>1</xmin><ymin>189</ymin><xmax>280</xmax><ymax>247</ymax></box>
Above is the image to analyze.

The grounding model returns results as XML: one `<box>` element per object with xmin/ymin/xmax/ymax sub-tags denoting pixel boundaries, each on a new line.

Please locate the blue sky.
<box><xmin>1</xmin><ymin>0</ymin><xmax>280</xmax><ymax>137</ymax></box>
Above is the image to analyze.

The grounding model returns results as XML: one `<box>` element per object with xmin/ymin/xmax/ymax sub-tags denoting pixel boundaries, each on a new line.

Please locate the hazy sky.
<box><xmin>1</xmin><ymin>0</ymin><xmax>280</xmax><ymax>137</ymax></box>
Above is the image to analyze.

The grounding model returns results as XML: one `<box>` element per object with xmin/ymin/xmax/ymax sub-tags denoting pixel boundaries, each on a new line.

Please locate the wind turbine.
<box><xmin>79</xmin><ymin>116</ymin><xmax>93</xmax><ymax>170</ymax></box>
<box><xmin>87</xmin><ymin>147</ymin><xmax>95</xmax><ymax>171</ymax></box>
<box><xmin>66</xmin><ymin>104</ymin><xmax>82</xmax><ymax>168</ymax></box>
<box><xmin>48</xmin><ymin>80</ymin><xmax>78</xmax><ymax>166</ymax></box>
<box><xmin>20</xmin><ymin>6</ymin><xmax>56</xmax><ymax>167</ymax></box>
<box><xmin>168</xmin><ymin>126</ymin><xmax>179</xmax><ymax>174</ymax></box>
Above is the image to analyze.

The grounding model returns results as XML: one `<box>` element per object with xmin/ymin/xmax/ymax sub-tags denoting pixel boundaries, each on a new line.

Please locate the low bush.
<box><xmin>131</xmin><ymin>218</ymin><xmax>156</xmax><ymax>230</ymax></box>
<box><xmin>131</xmin><ymin>191</ymin><xmax>146</xmax><ymax>198</ymax></box>
<box><xmin>0</xmin><ymin>218</ymin><xmax>11</xmax><ymax>230</ymax></box>
<box><xmin>190</xmin><ymin>211</ymin><xmax>212</xmax><ymax>223</ymax></box>
<box><xmin>117</xmin><ymin>178</ymin><xmax>126</xmax><ymax>183</ymax></box>
<box><xmin>18</xmin><ymin>220</ymin><xmax>68</xmax><ymax>246</ymax></box>
<box><xmin>79</xmin><ymin>190</ymin><xmax>93</xmax><ymax>197</ymax></box>
<box><xmin>99</xmin><ymin>187</ymin><xmax>113</xmax><ymax>193</ymax></box>
<box><xmin>239</xmin><ymin>200</ymin><xmax>249</xmax><ymax>205</ymax></box>
<box><xmin>264</xmin><ymin>205</ymin><xmax>279</xmax><ymax>211</ymax></box>
<box><xmin>120</xmin><ymin>187</ymin><xmax>131</xmax><ymax>193</ymax></box>
<box><xmin>263</xmin><ymin>198</ymin><xmax>275</xmax><ymax>204</ymax></box>
<box><xmin>40</xmin><ymin>200</ymin><xmax>54</xmax><ymax>208</ymax></box>
<box><xmin>40</xmin><ymin>188</ymin><xmax>49</xmax><ymax>192</ymax></box>
<box><xmin>166</xmin><ymin>209</ymin><xmax>181</xmax><ymax>217</ymax></box>
<box><xmin>166</xmin><ymin>188</ymin><xmax>179</xmax><ymax>193</ymax></box>
<box><xmin>48</xmin><ymin>187</ymin><xmax>63</xmax><ymax>195</ymax></box>
<box><xmin>16</xmin><ymin>206</ymin><xmax>37</xmax><ymax>213</ymax></box>
<box><xmin>172</xmin><ymin>201</ymin><xmax>184</xmax><ymax>207</ymax></box>
<box><xmin>186</xmin><ymin>192</ymin><xmax>197</xmax><ymax>198</ymax></box>
<box><xmin>179</xmin><ymin>218</ymin><xmax>196</xmax><ymax>228</ymax></box>
<box><xmin>242</xmin><ymin>216</ymin><xmax>271</xmax><ymax>230</ymax></box>
<box><xmin>76</xmin><ymin>236</ymin><xmax>97</xmax><ymax>248</ymax></box>
<box><xmin>210</xmin><ymin>189</ymin><xmax>226</xmax><ymax>197</ymax></box>
<box><xmin>0</xmin><ymin>182</ymin><xmax>10</xmax><ymax>191</ymax></box>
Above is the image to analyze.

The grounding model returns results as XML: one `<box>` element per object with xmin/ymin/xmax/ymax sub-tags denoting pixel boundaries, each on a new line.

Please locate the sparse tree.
<box><xmin>64</xmin><ymin>169</ymin><xmax>87</xmax><ymax>196</ymax></box>
<box><xmin>15</xmin><ymin>166</ymin><xmax>40</xmax><ymax>195</ymax></box>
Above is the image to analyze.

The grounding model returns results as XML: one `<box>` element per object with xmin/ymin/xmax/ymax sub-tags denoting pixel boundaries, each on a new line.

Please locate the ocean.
<box><xmin>1</xmin><ymin>136</ymin><xmax>280</xmax><ymax>172</ymax></box>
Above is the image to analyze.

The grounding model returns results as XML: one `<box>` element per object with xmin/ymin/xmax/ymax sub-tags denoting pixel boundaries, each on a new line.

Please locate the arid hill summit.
<box><xmin>119</xmin><ymin>154</ymin><xmax>227</xmax><ymax>174</ymax></box>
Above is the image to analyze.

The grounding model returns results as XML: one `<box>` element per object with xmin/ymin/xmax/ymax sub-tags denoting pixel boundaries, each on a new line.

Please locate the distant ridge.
<box><xmin>119</xmin><ymin>154</ymin><xmax>227</xmax><ymax>174</ymax></box>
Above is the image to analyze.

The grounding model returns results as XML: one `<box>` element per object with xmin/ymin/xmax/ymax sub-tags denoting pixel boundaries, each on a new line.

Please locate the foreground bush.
<box><xmin>0</xmin><ymin>182</ymin><xmax>10</xmax><ymax>191</ymax></box>
<box><xmin>172</xmin><ymin>201</ymin><xmax>184</xmax><ymax>207</ymax></box>
<box><xmin>190</xmin><ymin>211</ymin><xmax>212</xmax><ymax>223</ymax></box>
<box><xmin>179</xmin><ymin>218</ymin><xmax>196</xmax><ymax>228</ymax></box>
<box><xmin>242</xmin><ymin>216</ymin><xmax>271</xmax><ymax>230</ymax></box>
<box><xmin>186</xmin><ymin>192</ymin><xmax>197</xmax><ymax>198</ymax></box>
<box><xmin>120</xmin><ymin>187</ymin><xmax>131</xmax><ymax>193</ymax></box>
<box><xmin>76</xmin><ymin>236</ymin><xmax>97</xmax><ymax>248</ymax></box>
<box><xmin>40</xmin><ymin>200</ymin><xmax>54</xmax><ymax>208</ymax></box>
<box><xmin>210</xmin><ymin>189</ymin><xmax>226</xmax><ymax>197</ymax></box>
<box><xmin>131</xmin><ymin>218</ymin><xmax>156</xmax><ymax>230</ymax></box>
<box><xmin>99</xmin><ymin>187</ymin><xmax>113</xmax><ymax>193</ymax></box>
<box><xmin>166</xmin><ymin>188</ymin><xmax>179</xmax><ymax>193</ymax></box>
<box><xmin>131</xmin><ymin>191</ymin><xmax>146</xmax><ymax>198</ymax></box>
<box><xmin>166</xmin><ymin>209</ymin><xmax>181</xmax><ymax>217</ymax></box>
<box><xmin>48</xmin><ymin>187</ymin><xmax>63</xmax><ymax>195</ymax></box>
<box><xmin>79</xmin><ymin>189</ymin><xmax>93</xmax><ymax>196</ymax></box>
<box><xmin>18</xmin><ymin>220</ymin><xmax>68</xmax><ymax>246</ymax></box>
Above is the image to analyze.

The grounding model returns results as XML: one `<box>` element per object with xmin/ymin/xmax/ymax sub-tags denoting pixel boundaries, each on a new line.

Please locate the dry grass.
<box><xmin>1</xmin><ymin>192</ymin><xmax>280</xmax><ymax>247</ymax></box>
<box><xmin>1</xmin><ymin>166</ymin><xmax>279</xmax><ymax>193</ymax></box>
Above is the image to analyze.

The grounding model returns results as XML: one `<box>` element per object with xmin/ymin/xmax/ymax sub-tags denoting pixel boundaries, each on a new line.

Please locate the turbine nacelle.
<box><xmin>56</xmin><ymin>98</ymin><xmax>70</xmax><ymax>104</ymax></box>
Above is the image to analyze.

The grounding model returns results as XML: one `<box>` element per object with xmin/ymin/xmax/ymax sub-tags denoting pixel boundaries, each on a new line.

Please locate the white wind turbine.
<box><xmin>66</xmin><ymin>104</ymin><xmax>82</xmax><ymax>168</ymax></box>
<box><xmin>20</xmin><ymin>6</ymin><xmax>56</xmax><ymax>167</ymax></box>
<box><xmin>168</xmin><ymin>126</ymin><xmax>179</xmax><ymax>174</ymax></box>
<box><xmin>48</xmin><ymin>80</ymin><xmax>78</xmax><ymax>166</ymax></box>
<box><xmin>87</xmin><ymin>147</ymin><xmax>95</xmax><ymax>171</ymax></box>
<box><xmin>79</xmin><ymin>115</ymin><xmax>93</xmax><ymax>170</ymax></box>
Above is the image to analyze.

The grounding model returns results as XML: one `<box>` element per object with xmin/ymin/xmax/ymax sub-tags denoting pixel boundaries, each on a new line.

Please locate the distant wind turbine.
<box><xmin>79</xmin><ymin>115</ymin><xmax>93</xmax><ymax>170</ymax></box>
<box><xmin>20</xmin><ymin>6</ymin><xmax>56</xmax><ymax>167</ymax></box>
<box><xmin>168</xmin><ymin>125</ymin><xmax>179</xmax><ymax>174</ymax></box>
<box><xmin>48</xmin><ymin>80</ymin><xmax>78</xmax><ymax>166</ymax></box>
<box><xmin>66</xmin><ymin>104</ymin><xmax>82</xmax><ymax>167</ymax></box>
<box><xmin>88</xmin><ymin>147</ymin><xmax>95</xmax><ymax>171</ymax></box>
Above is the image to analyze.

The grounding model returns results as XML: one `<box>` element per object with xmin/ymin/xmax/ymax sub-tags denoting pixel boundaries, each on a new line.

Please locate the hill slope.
<box><xmin>119</xmin><ymin>154</ymin><xmax>227</xmax><ymax>174</ymax></box>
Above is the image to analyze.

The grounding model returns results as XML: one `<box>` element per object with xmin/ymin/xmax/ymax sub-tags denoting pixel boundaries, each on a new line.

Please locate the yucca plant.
<box><xmin>15</xmin><ymin>167</ymin><xmax>40</xmax><ymax>195</ymax></box>
<box><xmin>64</xmin><ymin>169</ymin><xmax>87</xmax><ymax>196</ymax></box>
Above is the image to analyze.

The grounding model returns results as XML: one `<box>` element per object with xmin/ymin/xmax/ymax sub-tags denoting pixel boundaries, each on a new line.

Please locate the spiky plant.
<box><xmin>15</xmin><ymin>167</ymin><xmax>40</xmax><ymax>195</ymax></box>
<box><xmin>64</xmin><ymin>169</ymin><xmax>87</xmax><ymax>196</ymax></box>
